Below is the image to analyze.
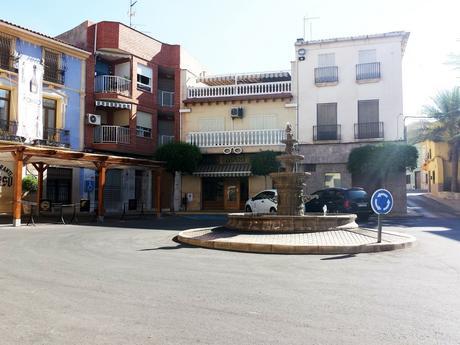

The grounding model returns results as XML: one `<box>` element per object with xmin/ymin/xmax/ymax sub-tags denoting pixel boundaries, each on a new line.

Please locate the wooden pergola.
<box><xmin>0</xmin><ymin>144</ymin><xmax>165</xmax><ymax>226</ymax></box>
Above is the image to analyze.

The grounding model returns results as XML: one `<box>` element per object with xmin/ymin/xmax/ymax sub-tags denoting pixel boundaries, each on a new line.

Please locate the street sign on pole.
<box><xmin>371</xmin><ymin>189</ymin><xmax>394</xmax><ymax>243</ymax></box>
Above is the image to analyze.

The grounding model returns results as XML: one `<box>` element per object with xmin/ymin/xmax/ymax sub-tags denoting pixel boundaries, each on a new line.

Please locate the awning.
<box><xmin>193</xmin><ymin>164</ymin><xmax>252</xmax><ymax>177</ymax></box>
<box><xmin>95</xmin><ymin>50</ymin><xmax>130</xmax><ymax>60</ymax></box>
<box><xmin>95</xmin><ymin>100</ymin><xmax>132</xmax><ymax>109</ymax></box>
<box><xmin>198</xmin><ymin>71</ymin><xmax>291</xmax><ymax>86</ymax></box>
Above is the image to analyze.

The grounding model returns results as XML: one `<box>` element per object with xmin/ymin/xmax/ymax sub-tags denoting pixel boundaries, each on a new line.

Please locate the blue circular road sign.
<box><xmin>371</xmin><ymin>189</ymin><xmax>394</xmax><ymax>215</ymax></box>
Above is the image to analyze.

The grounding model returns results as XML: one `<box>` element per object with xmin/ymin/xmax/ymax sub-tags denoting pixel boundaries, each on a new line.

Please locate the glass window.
<box><xmin>43</xmin><ymin>98</ymin><xmax>57</xmax><ymax>129</ymax></box>
<box><xmin>137</xmin><ymin>64</ymin><xmax>152</xmax><ymax>92</ymax></box>
<box><xmin>136</xmin><ymin>111</ymin><xmax>152</xmax><ymax>138</ymax></box>
<box><xmin>44</xmin><ymin>50</ymin><xmax>63</xmax><ymax>84</ymax></box>
<box><xmin>0</xmin><ymin>89</ymin><xmax>10</xmax><ymax>124</ymax></box>
<box><xmin>324</xmin><ymin>173</ymin><xmax>341</xmax><ymax>188</ymax></box>
<box><xmin>358</xmin><ymin>100</ymin><xmax>379</xmax><ymax>123</ymax></box>
<box><xmin>0</xmin><ymin>33</ymin><xmax>13</xmax><ymax>70</ymax></box>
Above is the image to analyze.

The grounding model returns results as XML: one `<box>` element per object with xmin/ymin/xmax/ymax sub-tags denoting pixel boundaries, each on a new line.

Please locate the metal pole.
<box><xmin>377</xmin><ymin>214</ymin><xmax>382</xmax><ymax>243</ymax></box>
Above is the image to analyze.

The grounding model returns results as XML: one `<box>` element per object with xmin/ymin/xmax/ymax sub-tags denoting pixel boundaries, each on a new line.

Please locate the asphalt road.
<box><xmin>0</xmin><ymin>195</ymin><xmax>459</xmax><ymax>345</ymax></box>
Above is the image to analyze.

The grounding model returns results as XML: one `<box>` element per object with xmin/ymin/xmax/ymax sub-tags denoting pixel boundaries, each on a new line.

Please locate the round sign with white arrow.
<box><xmin>371</xmin><ymin>189</ymin><xmax>394</xmax><ymax>215</ymax></box>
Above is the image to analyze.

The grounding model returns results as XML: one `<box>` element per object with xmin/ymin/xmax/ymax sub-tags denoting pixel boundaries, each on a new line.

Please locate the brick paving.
<box><xmin>178</xmin><ymin>227</ymin><xmax>415</xmax><ymax>254</ymax></box>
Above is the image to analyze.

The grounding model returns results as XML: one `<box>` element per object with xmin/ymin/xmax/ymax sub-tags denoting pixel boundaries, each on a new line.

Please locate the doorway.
<box><xmin>224</xmin><ymin>179</ymin><xmax>240</xmax><ymax>210</ymax></box>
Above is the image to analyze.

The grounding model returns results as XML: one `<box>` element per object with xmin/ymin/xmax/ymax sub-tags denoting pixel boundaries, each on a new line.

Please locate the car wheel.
<box><xmin>245</xmin><ymin>205</ymin><xmax>252</xmax><ymax>213</ymax></box>
<box><xmin>269</xmin><ymin>207</ymin><xmax>277</xmax><ymax>214</ymax></box>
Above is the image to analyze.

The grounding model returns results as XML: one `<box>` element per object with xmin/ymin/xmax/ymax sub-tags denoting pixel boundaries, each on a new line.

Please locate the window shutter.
<box><xmin>318</xmin><ymin>53</ymin><xmax>335</xmax><ymax>67</ymax></box>
<box><xmin>317</xmin><ymin>103</ymin><xmax>337</xmax><ymax>125</ymax></box>
<box><xmin>136</xmin><ymin>111</ymin><xmax>152</xmax><ymax>129</ymax></box>
<box><xmin>359</xmin><ymin>49</ymin><xmax>376</xmax><ymax>64</ymax></box>
<box><xmin>358</xmin><ymin>100</ymin><xmax>379</xmax><ymax>123</ymax></box>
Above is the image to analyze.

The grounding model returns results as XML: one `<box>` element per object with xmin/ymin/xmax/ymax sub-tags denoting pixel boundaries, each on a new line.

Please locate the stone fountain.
<box><xmin>226</xmin><ymin>123</ymin><xmax>358</xmax><ymax>233</ymax></box>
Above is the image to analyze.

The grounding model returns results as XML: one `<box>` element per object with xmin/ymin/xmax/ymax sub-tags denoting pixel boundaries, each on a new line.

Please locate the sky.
<box><xmin>3</xmin><ymin>0</ymin><xmax>459</xmax><ymax>117</ymax></box>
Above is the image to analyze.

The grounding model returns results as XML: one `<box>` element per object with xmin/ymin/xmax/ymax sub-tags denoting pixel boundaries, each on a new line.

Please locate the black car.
<box><xmin>305</xmin><ymin>187</ymin><xmax>372</xmax><ymax>221</ymax></box>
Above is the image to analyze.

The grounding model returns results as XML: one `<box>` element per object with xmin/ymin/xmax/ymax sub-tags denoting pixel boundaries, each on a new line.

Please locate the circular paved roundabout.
<box><xmin>177</xmin><ymin>227</ymin><xmax>416</xmax><ymax>254</ymax></box>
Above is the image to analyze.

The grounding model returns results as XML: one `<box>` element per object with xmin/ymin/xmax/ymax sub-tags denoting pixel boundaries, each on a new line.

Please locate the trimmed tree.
<box><xmin>250</xmin><ymin>151</ymin><xmax>281</xmax><ymax>189</ymax></box>
<box><xmin>22</xmin><ymin>175</ymin><xmax>38</xmax><ymax>193</ymax></box>
<box><xmin>155</xmin><ymin>142</ymin><xmax>202</xmax><ymax>211</ymax></box>
<box><xmin>347</xmin><ymin>143</ymin><xmax>418</xmax><ymax>187</ymax></box>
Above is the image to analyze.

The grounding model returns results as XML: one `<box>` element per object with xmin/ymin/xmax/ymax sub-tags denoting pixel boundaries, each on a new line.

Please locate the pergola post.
<box><xmin>32</xmin><ymin>163</ymin><xmax>48</xmax><ymax>210</ymax></box>
<box><xmin>96</xmin><ymin>162</ymin><xmax>107</xmax><ymax>222</ymax></box>
<box><xmin>11</xmin><ymin>150</ymin><xmax>24</xmax><ymax>227</ymax></box>
<box><xmin>156</xmin><ymin>172</ymin><xmax>161</xmax><ymax>218</ymax></box>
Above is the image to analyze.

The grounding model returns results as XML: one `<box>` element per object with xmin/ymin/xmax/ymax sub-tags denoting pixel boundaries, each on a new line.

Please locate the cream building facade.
<box><xmin>180</xmin><ymin>71</ymin><xmax>295</xmax><ymax>211</ymax></box>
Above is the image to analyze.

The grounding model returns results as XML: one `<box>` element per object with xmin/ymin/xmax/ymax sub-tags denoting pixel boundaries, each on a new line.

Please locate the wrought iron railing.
<box><xmin>158</xmin><ymin>134</ymin><xmax>175</xmax><ymax>146</ymax></box>
<box><xmin>0</xmin><ymin>120</ymin><xmax>23</xmax><ymax>141</ymax></box>
<box><xmin>313</xmin><ymin>124</ymin><xmax>341</xmax><ymax>141</ymax></box>
<box><xmin>314</xmin><ymin>66</ymin><xmax>338</xmax><ymax>84</ymax></box>
<box><xmin>356</xmin><ymin>62</ymin><xmax>381</xmax><ymax>80</ymax></box>
<box><xmin>354</xmin><ymin>122</ymin><xmax>384</xmax><ymax>139</ymax></box>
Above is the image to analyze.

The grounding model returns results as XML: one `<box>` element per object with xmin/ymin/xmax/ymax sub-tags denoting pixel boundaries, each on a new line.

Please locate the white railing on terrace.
<box><xmin>187</xmin><ymin>81</ymin><xmax>291</xmax><ymax>98</ymax></box>
<box><xmin>187</xmin><ymin>129</ymin><xmax>285</xmax><ymax>148</ymax></box>
<box><xmin>157</xmin><ymin>90</ymin><xmax>174</xmax><ymax>107</ymax></box>
<box><xmin>93</xmin><ymin>125</ymin><xmax>130</xmax><ymax>144</ymax></box>
<box><xmin>94</xmin><ymin>75</ymin><xmax>131</xmax><ymax>96</ymax></box>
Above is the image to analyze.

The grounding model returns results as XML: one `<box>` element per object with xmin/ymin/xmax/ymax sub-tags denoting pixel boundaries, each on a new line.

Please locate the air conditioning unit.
<box><xmin>87</xmin><ymin>113</ymin><xmax>101</xmax><ymax>125</ymax></box>
<box><xmin>230</xmin><ymin>107</ymin><xmax>243</xmax><ymax>118</ymax></box>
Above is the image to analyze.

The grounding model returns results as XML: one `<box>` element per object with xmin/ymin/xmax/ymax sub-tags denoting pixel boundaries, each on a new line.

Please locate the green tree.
<box><xmin>418</xmin><ymin>87</ymin><xmax>460</xmax><ymax>192</ymax></box>
<box><xmin>250</xmin><ymin>151</ymin><xmax>281</xmax><ymax>188</ymax></box>
<box><xmin>22</xmin><ymin>175</ymin><xmax>38</xmax><ymax>193</ymax></box>
<box><xmin>347</xmin><ymin>143</ymin><xmax>418</xmax><ymax>187</ymax></box>
<box><xmin>155</xmin><ymin>141</ymin><xmax>202</xmax><ymax>174</ymax></box>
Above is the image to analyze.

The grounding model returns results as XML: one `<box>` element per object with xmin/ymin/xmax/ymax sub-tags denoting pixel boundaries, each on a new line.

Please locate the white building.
<box><xmin>292</xmin><ymin>32</ymin><xmax>410</xmax><ymax>213</ymax></box>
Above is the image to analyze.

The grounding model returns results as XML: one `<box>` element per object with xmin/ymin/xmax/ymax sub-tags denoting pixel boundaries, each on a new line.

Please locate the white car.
<box><xmin>245</xmin><ymin>189</ymin><xmax>277</xmax><ymax>214</ymax></box>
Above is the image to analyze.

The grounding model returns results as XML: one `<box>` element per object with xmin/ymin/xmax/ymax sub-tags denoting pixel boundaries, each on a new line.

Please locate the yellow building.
<box><xmin>422</xmin><ymin>140</ymin><xmax>460</xmax><ymax>194</ymax></box>
<box><xmin>180</xmin><ymin>71</ymin><xmax>296</xmax><ymax>211</ymax></box>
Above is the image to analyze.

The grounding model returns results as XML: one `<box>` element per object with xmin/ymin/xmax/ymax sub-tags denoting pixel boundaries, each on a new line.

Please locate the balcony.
<box><xmin>0</xmin><ymin>120</ymin><xmax>22</xmax><ymax>141</ymax></box>
<box><xmin>187</xmin><ymin>129</ymin><xmax>285</xmax><ymax>148</ymax></box>
<box><xmin>158</xmin><ymin>134</ymin><xmax>175</xmax><ymax>146</ymax></box>
<box><xmin>33</xmin><ymin>128</ymin><xmax>70</xmax><ymax>147</ymax></box>
<box><xmin>313</xmin><ymin>125</ymin><xmax>341</xmax><ymax>141</ymax></box>
<box><xmin>187</xmin><ymin>81</ymin><xmax>292</xmax><ymax>99</ymax></box>
<box><xmin>356</xmin><ymin>62</ymin><xmax>381</xmax><ymax>81</ymax></box>
<box><xmin>95</xmin><ymin>75</ymin><xmax>131</xmax><ymax>96</ymax></box>
<box><xmin>354</xmin><ymin>122</ymin><xmax>384</xmax><ymax>139</ymax></box>
<box><xmin>93</xmin><ymin>125</ymin><xmax>130</xmax><ymax>144</ymax></box>
<box><xmin>157</xmin><ymin>90</ymin><xmax>174</xmax><ymax>107</ymax></box>
<box><xmin>44</xmin><ymin>68</ymin><xmax>65</xmax><ymax>85</ymax></box>
<box><xmin>314</xmin><ymin>66</ymin><xmax>338</xmax><ymax>84</ymax></box>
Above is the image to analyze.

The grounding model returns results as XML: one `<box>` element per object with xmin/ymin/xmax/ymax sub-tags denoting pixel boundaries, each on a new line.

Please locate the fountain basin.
<box><xmin>226</xmin><ymin>213</ymin><xmax>358</xmax><ymax>233</ymax></box>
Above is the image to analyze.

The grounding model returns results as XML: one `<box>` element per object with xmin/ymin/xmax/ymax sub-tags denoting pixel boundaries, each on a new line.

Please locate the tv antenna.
<box><xmin>128</xmin><ymin>0</ymin><xmax>138</xmax><ymax>27</ymax></box>
<box><xmin>303</xmin><ymin>14</ymin><xmax>320</xmax><ymax>40</ymax></box>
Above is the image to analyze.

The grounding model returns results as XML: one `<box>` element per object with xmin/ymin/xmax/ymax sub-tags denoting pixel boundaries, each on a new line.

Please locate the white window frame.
<box><xmin>137</xmin><ymin>64</ymin><xmax>152</xmax><ymax>92</ymax></box>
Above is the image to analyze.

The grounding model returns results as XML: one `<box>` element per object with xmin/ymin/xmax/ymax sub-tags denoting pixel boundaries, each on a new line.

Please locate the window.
<box><xmin>356</xmin><ymin>100</ymin><xmax>381</xmax><ymax>139</ymax></box>
<box><xmin>44</xmin><ymin>50</ymin><xmax>64</xmax><ymax>84</ymax></box>
<box><xmin>315</xmin><ymin>103</ymin><xmax>339</xmax><ymax>140</ymax></box>
<box><xmin>302</xmin><ymin>164</ymin><xmax>316</xmax><ymax>172</ymax></box>
<box><xmin>136</xmin><ymin>111</ymin><xmax>152</xmax><ymax>138</ymax></box>
<box><xmin>406</xmin><ymin>174</ymin><xmax>411</xmax><ymax>184</ymax></box>
<box><xmin>0</xmin><ymin>33</ymin><xmax>14</xmax><ymax>71</ymax></box>
<box><xmin>0</xmin><ymin>89</ymin><xmax>10</xmax><ymax>127</ymax></box>
<box><xmin>358</xmin><ymin>49</ymin><xmax>376</xmax><ymax>64</ymax></box>
<box><xmin>137</xmin><ymin>64</ymin><xmax>152</xmax><ymax>92</ymax></box>
<box><xmin>318</xmin><ymin>53</ymin><xmax>335</xmax><ymax>67</ymax></box>
<box><xmin>324</xmin><ymin>173</ymin><xmax>341</xmax><ymax>188</ymax></box>
<box><xmin>249</xmin><ymin>115</ymin><xmax>278</xmax><ymax>129</ymax></box>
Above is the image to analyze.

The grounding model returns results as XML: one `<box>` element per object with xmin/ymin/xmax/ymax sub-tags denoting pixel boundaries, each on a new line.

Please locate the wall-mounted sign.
<box><xmin>0</xmin><ymin>164</ymin><xmax>13</xmax><ymax>187</ymax></box>
<box><xmin>17</xmin><ymin>56</ymin><xmax>44</xmax><ymax>143</ymax></box>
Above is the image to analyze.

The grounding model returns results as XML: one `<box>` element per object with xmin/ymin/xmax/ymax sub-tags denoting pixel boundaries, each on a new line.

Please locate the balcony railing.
<box><xmin>157</xmin><ymin>90</ymin><xmax>174</xmax><ymax>107</ymax></box>
<box><xmin>94</xmin><ymin>75</ymin><xmax>131</xmax><ymax>96</ymax></box>
<box><xmin>44</xmin><ymin>68</ymin><xmax>65</xmax><ymax>85</ymax></box>
<box><xmin>356</xmin><ymin>62</ymin><xmax>381</xmax><ymax>80</ymax></box>
<box><xmin>93</xmin><ymin>125</ymin><xmax>130</xmax><ymax>144</ymax></box>
<box><xmin>313</xmin><ymin>125</ymin><xmax>341</xmax><ymax>141</ymax></box>
<box><xmin>158</xmin><ymin>134</ymin><xmax>175</xmax><ymax>146</ymax></box>
<box><xmin>187</xmin><ymin>129</ymin><xmax>285</xmax><ymax>148</ymax></box>
<box><xmin>0</xmin><ymin>120</ymin><xmax>23</xmax><ymax>141</ymax></box>
<box><xmin>314</xmin><ymin>66</ymin><xmax>338</xmax><ymax>84</ymax></box>
<box><xmin>31</xmin><ymin>128</ymin><xmax>70</xmax><ymax>147</ymax></box>
<box><xmin>354</xmin><ymin>122</ymin><xmax>384</xmax><ymax>139</ymax></box>
<box><xmin>187</xmin><ymin>81</ymin><xmax>291</xmax><ymax>99</ymax></box>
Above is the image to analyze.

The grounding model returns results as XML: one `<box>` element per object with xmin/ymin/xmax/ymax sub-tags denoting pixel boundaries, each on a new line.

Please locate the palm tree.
<box><xmin>420</xmin><ymin>87</ymin><xmax>460</xmax><ymax>192</ymax></box>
